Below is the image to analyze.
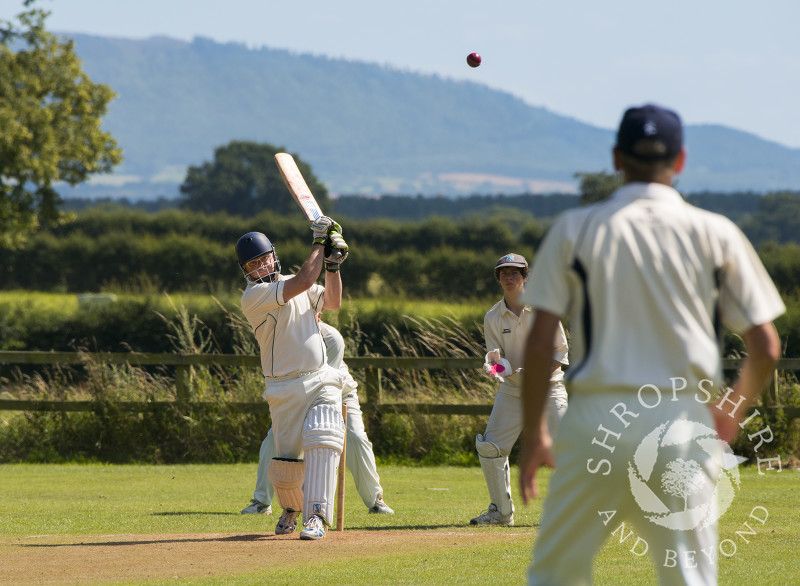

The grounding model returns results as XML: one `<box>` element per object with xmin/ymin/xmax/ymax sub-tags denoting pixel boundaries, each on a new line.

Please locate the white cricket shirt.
<box><xmin>522</xmin><ymin>182</ymin><xmax>785</xmax><ymax>394</ymax></box>
<box><xmin>241</xmin><ymin>275</ymin><xmax>327</xmax><ymax>378</ymax></box>
<box><xmin>484</xmin><ymin>299</ymin><xmax>569</xmax><ymax>391</ymax></box>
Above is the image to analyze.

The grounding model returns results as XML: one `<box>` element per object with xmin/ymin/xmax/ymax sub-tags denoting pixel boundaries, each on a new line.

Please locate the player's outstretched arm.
<box><xmin>282</xmin><ymin>241</ymin><xmax>325</xmax><ymax>302</ymax></box>
<box><xmin>323</xmin><ymin>263</ymin><xmax>342</xmax><ymax>310</ymax></box>
<box><xmin>519</xmin><ymin>310</ymin><xmax>561</xmax><ymax>504</ymax></box>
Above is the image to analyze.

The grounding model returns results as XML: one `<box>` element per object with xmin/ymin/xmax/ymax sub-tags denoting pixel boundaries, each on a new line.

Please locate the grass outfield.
<box><xmin>0</xmin><ymin>464</ymin><xmax>797</xmax><ymax>584</ymax></box>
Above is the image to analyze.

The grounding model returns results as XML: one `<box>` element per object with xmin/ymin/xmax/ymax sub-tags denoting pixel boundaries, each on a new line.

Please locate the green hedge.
<box><xmin>0</xmin><ymin>209</ymin><xmax>538</xmax><ymax>299</ymax></box>
<box><xmin>6</xmin><ymin>208</ymin><xmax>800</xmax><ymax>306</ymax></box>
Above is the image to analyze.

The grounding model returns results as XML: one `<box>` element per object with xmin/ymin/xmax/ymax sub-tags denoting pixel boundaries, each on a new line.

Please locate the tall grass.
<box><xmin>2</xmin><ymin>296</ymin><xmax>799</xmax><ymax>466</ymax></box>
<box><xmin>354</xmin><ymin>313</ymin><xmax>496</xmax><ymax>465</ymax></box>
<box><xmin>0</xmin><ymin>298</ymin><xmax>268</xmax><ymax>464</ymax></box>
<box><xmin>0</xmin><ymin>300</ymin><xmax>496</xmax><ymax>465</ymax></box>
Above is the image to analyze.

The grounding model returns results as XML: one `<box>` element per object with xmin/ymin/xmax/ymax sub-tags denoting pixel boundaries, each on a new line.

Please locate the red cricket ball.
<box><xmin>466</xmin><ymin>52</ymin><xmax>481</xmax><ymax>68</ymax></box>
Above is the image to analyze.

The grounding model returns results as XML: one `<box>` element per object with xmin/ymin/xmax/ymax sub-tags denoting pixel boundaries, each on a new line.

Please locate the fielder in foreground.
<box><xmin>242</xmin><ymin>320</ymin><xmax>394</xmax><ymax>516</ymax></box>
<box><xmin>235</xmin><ymin>216</ymin><xmax>349</xmax><ymax>540</ymax></box>
<box><xmin>519</xmin><ymin>104</ymin><xmax>783</xmax><ymax>585</ymax></box>
<box><xmin>470</xmin><ymin>253</ymin><xmax>569</xmax><ymax>526</ymax></box>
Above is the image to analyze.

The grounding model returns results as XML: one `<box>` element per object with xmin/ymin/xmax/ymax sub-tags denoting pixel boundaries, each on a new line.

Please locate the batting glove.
<box><xmin>310</xmin><ymin>216</ymin><xmax>335</xmax><ymax>244</ymax></box>
<box><xmin>329</xmin><ymin>231</ymin><xmax>348</xmax><ymax>252</ymax></box>
<box><xmin>325</xmin><ymin>232</ymin><xmax>349</xmax><ymax>266</ymax></box>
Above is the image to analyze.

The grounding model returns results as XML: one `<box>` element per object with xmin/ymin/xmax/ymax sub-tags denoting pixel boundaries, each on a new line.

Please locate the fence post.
<box><xmin>768</xmin><ymin>368</ymin><xmax>779</xmax><ymax>406</ymax></box>
<box><xmin>365</xmin><ymin>367</ymin><xmax>382</xmax><ymax>431</ymax></box>
<box><xmin>175</xmin><ymin>365</ymin><xmax>191</xmax><ymax>401</ymax></box>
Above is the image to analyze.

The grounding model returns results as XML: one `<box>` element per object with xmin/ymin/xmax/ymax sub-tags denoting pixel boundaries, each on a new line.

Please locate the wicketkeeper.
<box><xmin>470</xmin><ymin>253</ymin><xmax>569</xmax><ymax>526</ymax></box>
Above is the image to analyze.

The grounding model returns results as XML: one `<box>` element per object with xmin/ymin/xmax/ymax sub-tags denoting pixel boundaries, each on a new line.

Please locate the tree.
<box><xmin>661</xmin><ymin>458</ymin><xmax>706</xmax><ymax>511</ymax></box>
<box><xmin>0</xmin><ymin>0</ymin><xmax>122</xmax><ymax>248</ymax></box>
<box><xmin>739</xmin><ymin>191</ymin><xmax>800</xmax><ymax>246</ymax></box>
<box><xmin>179</xmin><ymin>141</ymin><xmax>331</xmax><ymax>217</ymax></box>
<box><xmin>574</xmin><ymin>170</ymin><xmax>622</xmax><ymax>206</ymax></box>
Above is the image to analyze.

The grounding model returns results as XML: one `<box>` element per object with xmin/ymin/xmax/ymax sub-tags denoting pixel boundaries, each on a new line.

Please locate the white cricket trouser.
<box><xmin>528</xmin><ymin>391</ymin><xmax>720</xmax><ymax>586</ymax></box>
<box><xmin>482</xmin><ymin>381</ymin><xmax>568</xmax><ymax>457</ymax></box>
<box><xmin>254</xmin><ymin>390</ymin><xmax>384</xmax><ymax>508</ymax></box>
<box><xmin>261</xmin><ymin>365</ymin><xmax>343</xmax><ymax>459</ymax></box>
<box><xmin>478</xmin><ymin>382</ymin><xmax>567</xmax><ymax>516</ymax></box>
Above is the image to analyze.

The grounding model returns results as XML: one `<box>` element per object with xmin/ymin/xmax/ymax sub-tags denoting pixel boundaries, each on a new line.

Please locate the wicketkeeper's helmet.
<box><xmin>236</xmin><ymin>231</ymin><xmax>281</xmax><ymax>283</ymax></box>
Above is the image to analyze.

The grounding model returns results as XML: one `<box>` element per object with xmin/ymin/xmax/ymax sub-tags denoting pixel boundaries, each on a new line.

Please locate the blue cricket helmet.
<box><xmin>235</xmin><ymin>231</ymin><xmax>281</xmax><ymax>282</ymax></box>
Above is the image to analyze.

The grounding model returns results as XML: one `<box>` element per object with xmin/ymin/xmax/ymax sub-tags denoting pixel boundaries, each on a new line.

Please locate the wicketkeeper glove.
<box><xmin>483</xmin><ymin>356</ymin><xmax>512</xmax><ymax>383</ymax></box>
<box><xmin>310</xmin><ymin>216</ymin><xmax>336</xmax><ymax>245</ymax></box>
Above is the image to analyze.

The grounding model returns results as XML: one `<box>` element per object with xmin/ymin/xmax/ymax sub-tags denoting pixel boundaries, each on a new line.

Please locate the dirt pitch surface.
<box><xmin>1</xmin><ymin>530</ymin><xmax>529</xmax><ymax>584</ymax></box>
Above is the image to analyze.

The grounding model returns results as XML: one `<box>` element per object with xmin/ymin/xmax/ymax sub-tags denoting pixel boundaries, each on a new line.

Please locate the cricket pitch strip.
<box><xmin>1</xmin><ymin>530</ymin><xmax>531</xmax><ymax>584</ymax></box>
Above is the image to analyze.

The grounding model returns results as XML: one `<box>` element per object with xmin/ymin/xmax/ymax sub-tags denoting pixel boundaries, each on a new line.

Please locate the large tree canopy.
<box><xmin>0</xmin><ymin>0</ymin><xmax>122</xmax><ymax>248</ymax></box>
<box><xmin>179</xmin><ymin>141</ymin><xmax>331</xmax><ymax>217</ymax></box>
<box><xmin>574</xmin><ymin>170</ymin><xmax>623</xmax><ymax>206</ymax></box>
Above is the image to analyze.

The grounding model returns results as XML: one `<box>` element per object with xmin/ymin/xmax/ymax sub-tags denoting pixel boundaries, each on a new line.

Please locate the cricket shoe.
<box><xmin>368</xmin><ymin>494</ymin><xmax>394</xmax><ymax>514</ymax></box>
<box><xmin>470</xmin><ymin>503</ymin><xmax>514</xmax><ymax>526</ymax></box>
<box><xmin>241</xmin><ymin>499</ymin><xmax>272</xmax><ymax>515</ymax></box>
<box><xmin>299</xmin><ymin>515</ymin><xmax>326</xmax><ymax>540</ymax></box>
<box><xmin>275</xmin><ymin>509</ymin><xmax>299</xmax><ymax>535</ymax></box>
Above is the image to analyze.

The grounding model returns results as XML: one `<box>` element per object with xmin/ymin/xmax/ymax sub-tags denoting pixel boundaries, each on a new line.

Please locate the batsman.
<box><xmin>470</xmin><ymin>253</ymin><xmax>570</xmax><ymax>526</ymax></box>
<box><xmin>235</xmin><ymin>216</ymin><xmax>349</xmax><ymax>540</ymax></box>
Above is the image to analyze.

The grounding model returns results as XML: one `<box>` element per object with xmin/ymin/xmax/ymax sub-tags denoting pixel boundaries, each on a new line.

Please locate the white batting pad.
<box><xmin>302</xmin><ymin>403</ymin><xmax>345</xmax><ymax>451</ymax></box>
<box><xmin>479</xmin><ymin>454</ymin><xmax>514</xmax><ymax>517</ymax></box>
<box><xmin>267</xmin><ymin>458</ymin><xmax>304</xmax><ymax>512</ymax></box>
<box><xmin>303</xmin><ymin>447</ymin><xmax>339</xmax><ymax>525</ymax></box>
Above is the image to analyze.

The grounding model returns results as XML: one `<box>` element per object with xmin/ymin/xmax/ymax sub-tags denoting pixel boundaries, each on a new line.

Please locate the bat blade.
<box><xmin>274</xmin><ymin>152</ymin><xmax>342</xmax><ymax>262</ymax></box>
<box><xmin>274</xmin><ymin>153</ymin><xmax>323</xmax><ymax>221</ymax></box>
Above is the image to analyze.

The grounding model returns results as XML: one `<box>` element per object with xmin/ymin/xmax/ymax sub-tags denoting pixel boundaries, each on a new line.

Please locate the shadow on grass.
<box><xmin>150</xmin><ymin>511</ymin><xmax>239</xmax><ymax>516</ymax></box>
<box><xmin>22</xmin><ymin>534</ymin><xmax>276</xmax><ymax>547</ymax></box>
<box><xmin>20</xmin><ymin>525</ymin><xmax>538</xmax><ymax>548</ymax></box>
<box><xmin>340</xmin><ymin>523</ymin><xmax>539</xmax><ymax>531</ymax></box>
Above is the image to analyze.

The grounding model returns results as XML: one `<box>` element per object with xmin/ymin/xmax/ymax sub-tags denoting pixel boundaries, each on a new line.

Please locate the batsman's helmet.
<box><xmin>494</xmin><ymin>253</ymin><xmax>528</xmax><ymax>280</ymax></box>
<box><xmin>236</xmin><ymin>231</ymin><xmax>281</xmax><ymax>283</ymax></box>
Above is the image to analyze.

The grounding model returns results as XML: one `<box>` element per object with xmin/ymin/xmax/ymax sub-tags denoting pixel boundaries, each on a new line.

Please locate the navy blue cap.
<box><xmin>616</xmin><ymin>104</ymin><xmax>683</xmax><ymax>161</ymax></box>
<box><xmin>495</xmin><ymin>253</ymin><xmax>528</xmax><ymax>271</ymax></box>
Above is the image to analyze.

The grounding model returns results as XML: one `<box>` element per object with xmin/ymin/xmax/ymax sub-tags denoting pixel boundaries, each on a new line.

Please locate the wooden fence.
<box><xmin>0</xmin><ymin>351</ymin><xmax>798</xmax><ymax>418</ymax></box>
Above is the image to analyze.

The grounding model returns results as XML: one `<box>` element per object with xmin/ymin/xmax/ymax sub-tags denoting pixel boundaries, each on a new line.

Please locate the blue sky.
<box><xmin>4</xmin><ymin>0</ymin><xmax>800</xmax><ymax>148</ymax></box>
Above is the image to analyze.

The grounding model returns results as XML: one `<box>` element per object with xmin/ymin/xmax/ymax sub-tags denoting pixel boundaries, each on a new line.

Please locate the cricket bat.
<box><xmin>274</xmin><ymin>153</ymin><xmax>324</xmax><ymax>221</ymax></box>
<box><xmin>274</xmin><ymin>152</ymin><xmax>341</xmax><ymax>260</ymax></box>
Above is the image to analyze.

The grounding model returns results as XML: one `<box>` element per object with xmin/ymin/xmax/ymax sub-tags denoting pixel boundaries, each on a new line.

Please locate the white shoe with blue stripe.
<box><xmin>299</xmin><ymin>515</ymin><xmax>326</xmax><ymax>540</ymax></box>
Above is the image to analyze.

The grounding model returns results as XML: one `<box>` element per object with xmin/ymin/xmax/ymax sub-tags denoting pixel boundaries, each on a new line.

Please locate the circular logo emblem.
<box><xmin>627</xmin><ymin>419</ymin><xmax>741</xmax><ymax>530</ymax></box>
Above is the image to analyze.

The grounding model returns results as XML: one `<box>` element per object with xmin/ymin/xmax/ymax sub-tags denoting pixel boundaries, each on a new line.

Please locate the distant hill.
<box><xmin>58</xmin><ymin>34</ymin><xmax>800</xmax><ymax>199</ymax></box>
